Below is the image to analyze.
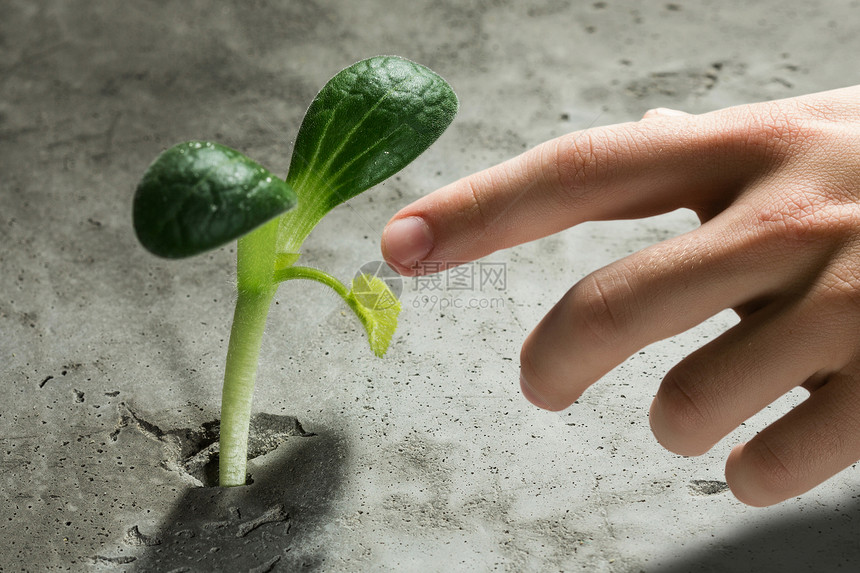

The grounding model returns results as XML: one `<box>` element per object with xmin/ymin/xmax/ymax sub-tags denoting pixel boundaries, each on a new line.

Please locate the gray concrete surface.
<box><xmin>2</xmin><ymin>1</ymin><xmax>860</xmax><ymax>571</ymax></box>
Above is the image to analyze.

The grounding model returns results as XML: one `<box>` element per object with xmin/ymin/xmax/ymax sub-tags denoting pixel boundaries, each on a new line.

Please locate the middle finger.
<box><xmin>519</xmin><ymin>206</ymin><xmax>827</xmax><ymax>411</ymax></box>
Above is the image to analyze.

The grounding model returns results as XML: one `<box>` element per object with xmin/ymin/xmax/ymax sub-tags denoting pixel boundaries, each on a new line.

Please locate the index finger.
<box><xmin>381</xmin><ymin>112</ymin><xmax>753</xmax><ymax>275</ymax></box>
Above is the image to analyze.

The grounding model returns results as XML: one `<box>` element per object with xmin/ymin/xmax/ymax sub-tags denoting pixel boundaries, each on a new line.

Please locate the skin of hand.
<box><xmin>380</xmin><ymin>86</ymin><xmax>860</xmax><ymax>507</ymax></box>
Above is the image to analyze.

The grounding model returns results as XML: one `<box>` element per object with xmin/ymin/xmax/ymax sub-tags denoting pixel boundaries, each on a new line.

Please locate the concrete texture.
<box><xmin>2</xmin><ymin>1</ymin><xmax>859</xmax><ymax>571</ymax></box>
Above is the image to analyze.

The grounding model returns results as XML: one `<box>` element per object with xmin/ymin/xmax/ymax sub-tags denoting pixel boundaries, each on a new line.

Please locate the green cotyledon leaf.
<box><xmin>276</xmin><ymin>55</ymin><xmax>458</xmax><ymax>254</ymax></box>
<box><xmin>134</xmin><ymin>141</ymin><xmax>297</xmax><ymax>259</ymax></box>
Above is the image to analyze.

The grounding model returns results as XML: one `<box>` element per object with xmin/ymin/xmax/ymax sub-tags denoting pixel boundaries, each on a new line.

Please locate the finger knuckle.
<box><xmin>460</xmin><ymin>171</ymin><xmax>499</xmax><ymax>234</ymax></box>
<box><xmin>813</xmin><ymin>262</ymin><xmax>860</xmax><ymax>316</ymax></box>
<box><xmin>741</xmin><ymin>438</ymin><xmax>797</xmax><ymax>499</ymax></box>
<box><xmin>763</xmin><ymin>183</ymin><xmax>860</xmax><ymax>244</ymax></box>
<box><xmin>754</xmin><ymin>191</ymin><xmax>830</xmax><ymax>244</ymax></box>
<box><xmin>569</xmin><ymin>268</ymin><xmax>633</xmax><ymax>347</ymax></box>
<box><xmin>656</xmin><ymin>365</ymin><xmax>712</xmax><ymax>445</ymax></box>
<box><xmin>548</xmin><ymin>131</ymin><xmax>608</xmax><ymax>204</ymax></box>
<box><xmin>734</xmin><ymin>103</ymin><xmax>816</xmax><ymax>159</ymax></box>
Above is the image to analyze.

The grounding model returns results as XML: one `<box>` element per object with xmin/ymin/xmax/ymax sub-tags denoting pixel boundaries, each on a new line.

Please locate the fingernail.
<box><xmin>520</xmin><ymin>372</ymin><xmax>552</xmax><ymax>410</ymax></box>
<box><xmin>383</xmin><ymin>216</ymin><xmax>433</xmax><ymax>270</ymax></box>
<box><xmin>654</xmin><ymin>107</ymin><xmax>688</xmax><ymax>117</ymax></box>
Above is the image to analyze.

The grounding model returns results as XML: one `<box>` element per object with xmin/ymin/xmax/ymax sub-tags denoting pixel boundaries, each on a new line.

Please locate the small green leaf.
<box><xmin>345</xmin><ymin>274</ymin><xmax>401</xmax><ymax>357</ymax></box>
<box><xmin>272</xmin><ymin>265</ymin><xmax>401</xmax><ymax>357</ymax></box>
<box><xmin>134</xmin><ymin>141</ymin><xmax>297</xmax><ymax>259</ymax></box>
<box><xmin>277</xmin><ymin>55</ymin><xmax>459</xmax><ymax>253</ymax></box>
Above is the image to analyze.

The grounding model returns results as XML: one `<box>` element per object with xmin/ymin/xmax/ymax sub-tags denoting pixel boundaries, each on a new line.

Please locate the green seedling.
<box><xmin>133</xmin><ymin>56</ymin><xmax>457</xmax><ymax>486</ymax></box>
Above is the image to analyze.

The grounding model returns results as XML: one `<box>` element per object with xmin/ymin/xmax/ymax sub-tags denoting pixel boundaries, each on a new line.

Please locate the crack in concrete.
<box><xmin>200</xmin><ymin>506</ymin><xmax>241</xmax><ymax>532</ymax></box>
<box><xmin>237</xmin><ymin>504</ymin><xmax>289</xmax><ymax>538</ymax></box>
<box><xmin>249</xmin><ymin>555</ymin><xmax>281</xmax><ymax>573</ymax></box>
<box><xmin>90</xmin><ymin>554</ymin><xmax>136</xmax><ymax>566</ymax></box>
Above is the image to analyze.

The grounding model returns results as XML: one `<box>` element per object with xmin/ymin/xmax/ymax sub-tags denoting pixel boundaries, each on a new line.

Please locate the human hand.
<box><xmin>381</xmin><ymin>86</ymin><xmax>860</xmax><ymax>506</ymax></box>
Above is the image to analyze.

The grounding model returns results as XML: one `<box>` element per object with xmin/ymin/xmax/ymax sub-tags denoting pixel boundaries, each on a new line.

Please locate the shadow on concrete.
<box><xmin>131</xmin><ymin>428</ymin><xmax>348</xmax><ymax>572</ymax></box>
<box><xmin>656</xmin><ymin>498</ymin><xmax>860</xmax><ymax>572</ymax></box>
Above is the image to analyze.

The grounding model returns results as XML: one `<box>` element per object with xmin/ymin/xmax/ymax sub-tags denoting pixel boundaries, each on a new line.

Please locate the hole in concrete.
<box><xmin>688</xmin><ymin>479</ymin><xmax>730</xmax><ymax>496</ymax></box>
<box><xmin>115</xmin><ymin>403</ymin><xmax>315</xmax><ymax>487</ymax></box>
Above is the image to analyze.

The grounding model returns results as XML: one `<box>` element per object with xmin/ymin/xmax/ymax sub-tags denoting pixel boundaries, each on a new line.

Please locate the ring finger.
<box><xmin>649</xmin><ymin>294</ymin><xmax>852</xmax><ymax>457</ymax></box>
